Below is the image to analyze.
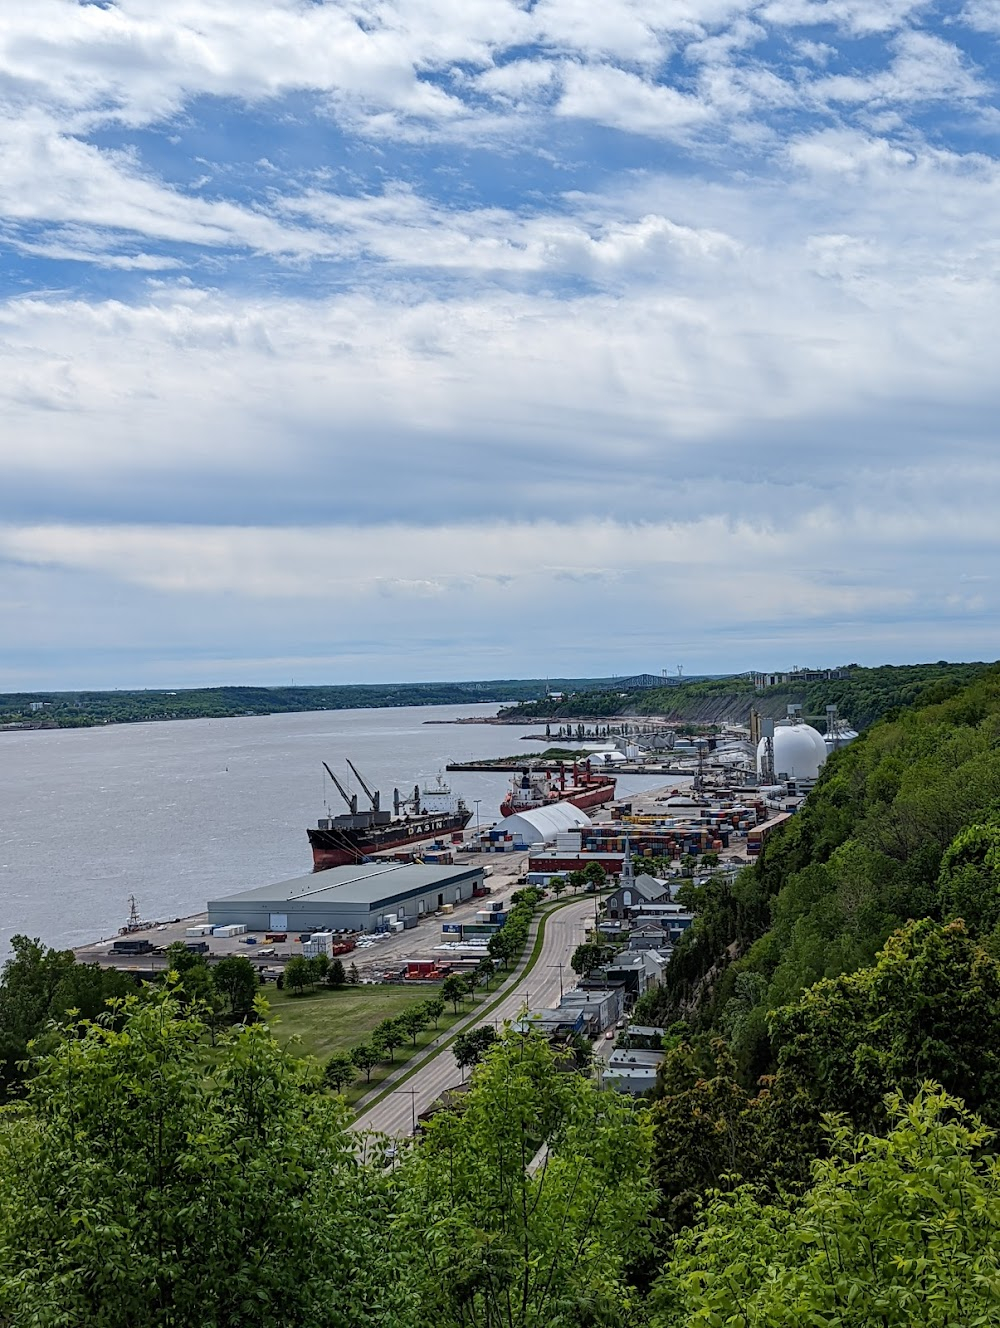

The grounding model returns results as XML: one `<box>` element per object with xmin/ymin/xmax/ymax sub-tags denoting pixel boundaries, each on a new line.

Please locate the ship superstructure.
<box><xmin>500</xmin><ymin>760</ymin><xmax>616</xmax><ymax>818</ymax></box>
<box><xmin>308</xmin><ymin>760</ymin><xmax>472</xmax><ymax>871</ymax></box>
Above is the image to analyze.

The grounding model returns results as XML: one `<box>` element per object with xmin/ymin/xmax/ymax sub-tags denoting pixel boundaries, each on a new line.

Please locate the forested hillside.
<box><xmin>500</xmin><ymin>660</ymin><xmax>989</xmax><ymax>729</ymax></box>
<box><xmin>635</xmin><ymin>662</ymin><xmax>1000</xmax><ymax>1271</ymax></box>
<box><xmin>0</xmin><ymin>676</ymin><xmax>606</xmax><ymax>729</ymax></box>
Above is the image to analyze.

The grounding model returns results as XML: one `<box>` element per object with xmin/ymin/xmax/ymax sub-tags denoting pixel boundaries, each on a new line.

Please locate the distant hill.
<box><xmin>0</xmin><ymin>676</ymin><xmax>621</xmax><ymax>729</ymax></box>
<box><xmin>498</xmin><ymin>661</ymin><xmax>993</xmax><ymax>731</ymax></box>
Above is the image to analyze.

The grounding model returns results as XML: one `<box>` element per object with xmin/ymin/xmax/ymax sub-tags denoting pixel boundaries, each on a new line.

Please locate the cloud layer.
<box><xmin>0</xmin><ymin>1</ymin><xmax>998</xmax><ymax>685</ymax></box>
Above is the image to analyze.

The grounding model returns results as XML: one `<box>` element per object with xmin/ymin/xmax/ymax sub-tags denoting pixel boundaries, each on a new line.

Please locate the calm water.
<box><xmin>0</xmin><ymin>704</ymin><xmax>666</xmax><ymax>954</ymax></box>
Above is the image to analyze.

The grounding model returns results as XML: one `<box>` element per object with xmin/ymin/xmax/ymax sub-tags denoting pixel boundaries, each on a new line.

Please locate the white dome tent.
<box><xmin>493</xmin><ymin>802</ymin><xmax>591</xmax><ymax>846</ymax></box>
<box><xmin>757</xmin><ymin>722</ymin><xmax>827</xmax><ymax>782</ymax></box>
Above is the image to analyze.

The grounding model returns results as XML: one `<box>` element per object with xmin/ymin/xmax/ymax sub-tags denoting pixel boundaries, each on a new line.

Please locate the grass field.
<box><xmin>260</xmin><ymin>980</ymin><xmax>497</xmax><ymax>1105</ymax></box>
<box><xmin>263</xmin><ymin>983</ymin><xmax>444</xmax><ymax>1060</ymax></box>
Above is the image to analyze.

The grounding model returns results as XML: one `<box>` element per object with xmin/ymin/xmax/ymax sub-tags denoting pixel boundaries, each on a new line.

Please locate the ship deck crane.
<box><xmin>322</xmin><ymin>761</ymin><xmax>359</xmax><ymax>815</ymax></box>
<box><xmin>346</xmin><ymin>759</ymin><xmax>380</xmax><ymax>812</ymax></box>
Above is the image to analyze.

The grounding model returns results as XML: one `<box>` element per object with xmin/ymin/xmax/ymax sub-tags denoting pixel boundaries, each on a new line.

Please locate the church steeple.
<box><xmin>621</xmin><ymin>835</ymin><xmax>634</xmax><ymax>885</ymax></box>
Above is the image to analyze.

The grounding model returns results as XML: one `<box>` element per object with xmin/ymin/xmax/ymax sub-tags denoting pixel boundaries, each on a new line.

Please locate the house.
<box><xmin>559</xmin><ymin>985</ymin><xmax>623</xmax><ymax>1033</ymax></box>
<box><xmin>627</xmin><ymin>921</ymin><xmax>674</xmax><ymax>953</ymax></box>
<box><xmin>603</xmin><ymin>949</ymin><xmax>668</xmax><ymax>1003</ymax></box>
<box><xmin>604</xmin><ymin>873</ymin><xmax>670</xmax><ymax>919</ymax></box>
<box><xmin>603</xmin><ymin>1048</ymin><xmax>665</xmax><ymax>1095</ymax></box>
<box><xmin>621</xmin><ymin>1026</ymin><xmax>666</xmax><ymax>1050</ymax></box>
<box><xmin>630</xmin><ymin>906</ymin><xmax>693</xmax><ymax>945</ymax></box>
<box><xmin>514</xmin><ymin>1008</ymin><xmax>585</xmax><ymax>1038</ymax></box>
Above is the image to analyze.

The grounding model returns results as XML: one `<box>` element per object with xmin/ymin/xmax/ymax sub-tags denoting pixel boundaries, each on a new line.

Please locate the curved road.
<box><xmin>353</xmin><ymin>896</ymin><xmax>597</xmax><ymax>1137</ymax></box>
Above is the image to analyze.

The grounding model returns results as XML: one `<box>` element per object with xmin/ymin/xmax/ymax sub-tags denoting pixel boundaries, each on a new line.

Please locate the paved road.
<box><xmin>353</xmin><ymin>895</ymin><xmax>598</xmax><ymax>1137</ymax></box>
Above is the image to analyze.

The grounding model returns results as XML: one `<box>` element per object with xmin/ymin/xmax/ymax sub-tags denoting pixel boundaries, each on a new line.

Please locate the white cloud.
<box><xmin>961</xmin><ymin>0</ymin><xmax>1000</xmax><ymax>33</ymax></box>
<box><xmin>811</xmin><ymin>31</ymin><xmax>984</xmax><ymax>106</ymax></box>
<box><xmin>556</xmin><ymin>65</ymin><xmax>714</xmax><ymax>137</ymax></box>
<box><xmin>0</xmin><ymin>0</ymin><xmax>998</xmax><ymax>684</ymax></box>
<box><xmin>757</xmin><ymin>0</ymin><xmax>930</xmax><ymax>37</ymax></box>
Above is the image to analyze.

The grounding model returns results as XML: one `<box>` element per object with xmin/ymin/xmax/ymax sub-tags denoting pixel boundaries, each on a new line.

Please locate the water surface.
<box><xmin>0</xmin><ymin>704</ymin><xmax>665</xmax><ymax>952</ymax></box>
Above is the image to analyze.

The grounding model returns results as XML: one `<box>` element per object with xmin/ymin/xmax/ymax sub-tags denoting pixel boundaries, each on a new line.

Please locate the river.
<box><xmin>0</xmin><ymin>703</ymin><xmax>668</xmax><ymax>954</ymax></box>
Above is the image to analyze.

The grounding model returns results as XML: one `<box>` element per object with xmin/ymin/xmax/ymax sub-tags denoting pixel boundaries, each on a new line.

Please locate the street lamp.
<box><xmin>473</xmin><ymin>799</ymin><xmax>481</xmax><ymax>832</ymax></box>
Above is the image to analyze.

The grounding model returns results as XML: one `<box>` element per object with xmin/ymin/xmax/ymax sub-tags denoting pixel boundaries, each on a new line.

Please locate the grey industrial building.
<box><xmin>207</xmin><ymin>862</ymin><xmax>484</xmax><ymax>934</ymax></box>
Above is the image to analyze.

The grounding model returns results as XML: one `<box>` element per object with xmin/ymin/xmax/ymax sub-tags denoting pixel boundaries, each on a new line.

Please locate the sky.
<box><xmin>1</xmin><ymin>0</ymin><xmax>999</xmax><ymax>690</ymax></box>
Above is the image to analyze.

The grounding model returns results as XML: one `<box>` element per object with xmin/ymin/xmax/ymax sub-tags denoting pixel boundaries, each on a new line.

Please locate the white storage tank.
<box><xmin>757</xmin><ymin>723</ymin><xmax>827</xmax><ymax>781</ymax></box>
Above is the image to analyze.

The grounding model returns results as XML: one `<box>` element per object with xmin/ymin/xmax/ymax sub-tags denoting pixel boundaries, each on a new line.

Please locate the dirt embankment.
<box><xmin>634</xmin><ymin>691</ymin><xmax>807</xmax><ymax>725</ymax></box>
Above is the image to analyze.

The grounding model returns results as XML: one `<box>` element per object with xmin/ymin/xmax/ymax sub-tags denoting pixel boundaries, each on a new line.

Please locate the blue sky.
<box><xmin>1</xmin><ymin>0</ymin><xmax>999</xmax><ymax>688</ymax></box>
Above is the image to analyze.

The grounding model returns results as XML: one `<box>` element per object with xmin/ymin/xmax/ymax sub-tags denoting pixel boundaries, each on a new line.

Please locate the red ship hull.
<box><xmin>500</xmin><ymin>780</ymin><xmax>616</xmax><ymax>819</ymax></box>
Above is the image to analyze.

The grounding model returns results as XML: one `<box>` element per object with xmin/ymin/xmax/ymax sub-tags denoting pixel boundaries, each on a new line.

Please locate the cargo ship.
<box><xmin>308</xmin><ymin>761</ymin><xmax>473</xmax><ymax>870</ymax></box>
<box><xmin>500</xmin><ymin>761</ymin><xmax>617</xmax><ymax>818</ymax></box>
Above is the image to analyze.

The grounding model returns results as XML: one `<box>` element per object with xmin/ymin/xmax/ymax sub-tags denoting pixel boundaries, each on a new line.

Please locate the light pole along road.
<box><xmin>353</xmin><ymin>895</ymin><xmax>595</xmax><ymax>1138</ymax></box>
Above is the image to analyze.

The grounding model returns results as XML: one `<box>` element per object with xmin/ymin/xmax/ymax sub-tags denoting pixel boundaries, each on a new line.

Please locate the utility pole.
<box><xmin>548</xmin><ymin>962</ymin><xmax>564</xmax><ymax>999</ymax></box>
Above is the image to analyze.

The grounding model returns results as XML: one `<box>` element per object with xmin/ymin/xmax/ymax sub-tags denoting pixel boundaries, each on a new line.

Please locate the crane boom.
<box><xmin>345</xmin><ymin>759</ymin><xmax>380</xmax><ymax>812</ymax></box>
<box><xmin>322</xmin><ymin>761</ymin><xmax>358</xmax><ymax>815</ymax></box>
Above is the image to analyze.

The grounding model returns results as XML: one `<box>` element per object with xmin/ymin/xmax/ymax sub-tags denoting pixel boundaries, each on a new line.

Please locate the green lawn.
<box><xmin>259</xmin><ymin>980</ymin><xmax>504</xmax><ymax>1106</ymax></box>
<box><xmin>263</xmin><ymin>983</ymin><xmax>446</xmax><ymax>1060</ymax></box>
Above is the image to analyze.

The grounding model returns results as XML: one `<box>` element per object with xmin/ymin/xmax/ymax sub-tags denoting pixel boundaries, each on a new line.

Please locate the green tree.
<box><xmin>163</xmin><ymin>941</ymin><xmax>205</xmax><ymax>976</ymax></box>
<box><xmin>583</xmin><ymin>861</ymin><xmax>607</xmax><ymax>890</ymax></box>
<box><xmin>570</xmin><ymin>941</ymin><xmax>614</xmax><ymax>976</ymax></box>
<box><xmin>568</xmin><ymin>869</ymin><xmax>588</xmax><ymax>893</ymax></box>
<box><xmin>308</xmin><ymin>953</ymin><xmax>330</xmax><ymax>986</ymax></box>
<box><xmin>550</xmin><ymin>877</ymin><xmax>567</xmax><ymax>898</ymax></box>
<box><xmin>487</xmin><ymin>930</ymin><xmax>515</xmax><ymax>969</ymax></box>
<box><xmin>212</xmin><ymin>955</ymin><xmax>259</xmax><ymax>1016</ymax></box>
<box><xmin>475</xmin><ymin>957</ymin><xmax>496</xmax><ymax>990</ymax></box>
<box><xmin>398</xmin><ymin>1006</ymin><xmax>430</xmax><ymax>1047</ymax></box>
<box><xmin>936</xmin><ymin>817</ymin><xmax>1000</xmax><ymax>934</ymax></box>
<box><xmin>423</xmin><ymin>997</ymin><xmax>446</xmax><ymax>1028</ymax></box>
<box><xmin>327</xmin><ymin>958</ymin><xmax>347</xmax><ymax>988</ymax></box>
<box><xmin>453</xmin><ymin>1025</ymin><xmax>497</xmax><ymax>1079</ymax></box>
<box><xmin>284</xmin><ymin>955</ymin><xmax>311</xmax><ymax>997</ymax></box>
<box><xmin>0</xmin><ymin>990</ymin><xmax>380</xmax><ymax>1327</ymax></box>
<box><xmin>441</xmin><ymin>974</ymin><xmax>467</xmax><ymax>1013</ymax></box>
<box><xmin>650</xmin><ymin>1037</ymin><xmax>815</xmax><ymax>1234</ymax></box>
<box><xmin>0</xmin><ymin>936</ymin><xmax>78</xmax><ymax>1098</ymax></box>
<box><xmin>655</xmin><ymin>1087</ymin><xmax>1000</xmax><ymax>1328</ymax></box>
<box><xmin>323</xmin><ymin>1052</ymin><xmax>356</xmax><ymax>1094</ymax></box>
<box><xmin>452</xmin><ymin>1031</ymin><xmax>478</xmax><ymax>1080</ymax></box>
<box><xmin>351</xmin><ymin>1042</ymin><xmax>380</xmax><ymax>1083</ymax></box>
<box><xmin>165</xmin><ymin>949</ymin><xmax>214</xmax><ymax>1007</ymax></box>
<box><xmin>393</xmin><ymin>1030</ymin><xmax>656</xmax><ymax>1327</ymax></box>
<box><xmin>348</xmin><ymin>962</ymin><xmax>360</xmax><ymax>985</ymax></box>
<box><xmin>47</xmin><ymin>961</ymin><xmax>137</xmax><ymax>1025</ymax></box>
<box><xmin>772</xmin><ymin>917</ymin><xmax>1000</xmax><ymax>1132</ymax></box>
<box><xmin>373</xmin><ymin>1019</ymin><xmax>405</xmax><ymax>1062</ymax></box>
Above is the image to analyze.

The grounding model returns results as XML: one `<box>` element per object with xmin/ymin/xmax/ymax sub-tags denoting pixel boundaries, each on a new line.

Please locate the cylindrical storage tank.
<box><xmin>757</xmin><ymin>724</ymin><xmax>827</xmax><ymax>781</ymax></box>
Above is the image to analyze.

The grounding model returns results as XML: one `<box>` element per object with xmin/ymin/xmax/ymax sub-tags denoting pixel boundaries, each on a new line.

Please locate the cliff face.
<box><xmin>630</xmin><ymin>691</ymin><xmax>803</xmax><ymax>725</ymax></box>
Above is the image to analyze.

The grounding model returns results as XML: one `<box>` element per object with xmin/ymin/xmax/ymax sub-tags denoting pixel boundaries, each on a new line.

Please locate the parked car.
<box><xmin>605</xmin><ymin>1029</ymin><xmax>615</xmax><ymax>1040</ymax></box>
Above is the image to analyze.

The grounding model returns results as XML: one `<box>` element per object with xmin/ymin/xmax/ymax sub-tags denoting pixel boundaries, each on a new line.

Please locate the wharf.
<box><xmin>447</xmin><ymin>759</ymin><xmax>695</xmax><ymax>775</ymax></box>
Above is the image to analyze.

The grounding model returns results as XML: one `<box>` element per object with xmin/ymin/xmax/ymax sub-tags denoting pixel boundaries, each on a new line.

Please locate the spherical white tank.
<box><xmin>757</xmin><ymin>722</ymin><xmax>827</xmax><ymax>781</ymax></box>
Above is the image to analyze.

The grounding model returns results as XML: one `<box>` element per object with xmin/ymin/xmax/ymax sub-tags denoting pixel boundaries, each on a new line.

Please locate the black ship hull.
<box><xmin>308</xmin><ymin>808</ymin><xmax>473</xmax><ymax>870</ymax></box>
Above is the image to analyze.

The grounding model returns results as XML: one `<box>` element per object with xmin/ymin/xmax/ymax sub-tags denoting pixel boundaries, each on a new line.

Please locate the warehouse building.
<box><xmin>207</xmin><ymin>862</ymin><xmax>484</xmax><ymax>934</ymax></box>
